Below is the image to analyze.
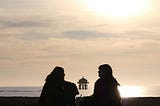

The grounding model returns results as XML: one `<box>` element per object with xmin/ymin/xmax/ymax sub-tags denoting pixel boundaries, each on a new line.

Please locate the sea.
<box><xmin>0</xmin><ymin>86</ymin><xmax>160</xmax><ymax>97</ymax></box>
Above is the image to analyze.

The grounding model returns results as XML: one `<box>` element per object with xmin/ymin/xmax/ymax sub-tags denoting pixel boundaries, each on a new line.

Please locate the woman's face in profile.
<box><xmin>98</xmin><ymin>70</ymin><xmax>103</xmax><ymax>77</ymax></box>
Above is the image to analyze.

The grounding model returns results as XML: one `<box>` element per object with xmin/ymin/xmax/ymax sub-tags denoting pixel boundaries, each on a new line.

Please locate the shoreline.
<box><xmin>0</xmin><ymin>97</ymin><xmax>160</xmax><ymax>106</ymax></box>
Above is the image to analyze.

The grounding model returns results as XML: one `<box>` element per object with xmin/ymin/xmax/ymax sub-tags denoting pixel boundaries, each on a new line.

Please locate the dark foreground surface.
<box><xmin>0</xmin><ymin>97</ymin><xmax>160</xmax><ymax>106</ymax></box>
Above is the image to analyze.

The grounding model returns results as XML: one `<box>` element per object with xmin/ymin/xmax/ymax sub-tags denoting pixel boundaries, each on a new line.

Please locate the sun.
<box><xmin>84</xmin><ymin>0</ymin><xmax>150</xmax><ymax>18</ymax></box>
<box><xmin>118</xmin><ymin>86</ymin><xmax>143</xmax><ymax>97</ymax></box>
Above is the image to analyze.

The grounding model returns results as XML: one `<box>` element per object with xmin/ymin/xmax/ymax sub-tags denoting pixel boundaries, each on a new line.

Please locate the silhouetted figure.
<box><xmin>93</xmin><ymin>64</ymin><xmax>122</xmax><ymax>106</ymax></box>
<box><xmin>39</xmin><ymin>66</ymin><xmax>79</xmax><ymax>106</ymax></box>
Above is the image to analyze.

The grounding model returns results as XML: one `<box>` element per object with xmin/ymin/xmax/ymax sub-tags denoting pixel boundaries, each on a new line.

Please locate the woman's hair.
<box><xmin>45</xmin><ymin>66</ymin><xmax>64</xmax><ymax>81</ymax></box>
<box><xmin>98</xmin><ymin>64</ymin><xmax>113</xmax><ymax>77</ymax></box>
<box><xmin>98</xmin><ymin>64</ymin><xmax>120</xmax><ymax>85</ymax></box>
<box><xmin>50</xmin><ymin>66</ymin><xmax>64</xmax><ymax>76</ymax></box>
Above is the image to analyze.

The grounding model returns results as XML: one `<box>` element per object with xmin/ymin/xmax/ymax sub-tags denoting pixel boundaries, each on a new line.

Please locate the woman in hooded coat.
<box><xmin>39</xmin><ymin>66</ymin><xmax>79</xmax><ymax>106</ymax></box>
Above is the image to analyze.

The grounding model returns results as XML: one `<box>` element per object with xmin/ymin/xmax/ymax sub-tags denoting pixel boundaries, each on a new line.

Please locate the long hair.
<box><xmin>98</xmin><ymin>64</ymin><xmax>113</xmax><ymax>77</ymax></box>
<box><xmin>45</xmin><ymin>66</ymin><xmax>64</xmax><ymax>81</ymax></box>
<box><xmin>98</xmin><ymin>64</ymin><xmax>120</xmax><ymax>86</ymax></box>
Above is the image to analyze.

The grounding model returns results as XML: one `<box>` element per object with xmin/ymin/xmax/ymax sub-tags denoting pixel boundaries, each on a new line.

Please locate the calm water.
<box><xmin>0</xmin><ymin>86</ymin><xmax>160</xmax><ymax>97</ymax></box>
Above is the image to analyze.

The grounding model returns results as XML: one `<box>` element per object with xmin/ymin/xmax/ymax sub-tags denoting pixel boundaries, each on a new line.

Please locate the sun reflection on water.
<box><xmin>118</xmin><ymin>86</ymin><xmax>143</xmax><ymax>97</ymax></box>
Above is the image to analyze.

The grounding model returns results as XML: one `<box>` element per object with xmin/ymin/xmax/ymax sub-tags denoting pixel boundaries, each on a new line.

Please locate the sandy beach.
<box><xmin>0</xmin><ymin>97</ymin><xmax>160</xmax><ymax>106</ymax></box>
<box><xmin>0</xmin><ymin>97</ymin><xmax>39</xmax><ymax>106</ymax></box>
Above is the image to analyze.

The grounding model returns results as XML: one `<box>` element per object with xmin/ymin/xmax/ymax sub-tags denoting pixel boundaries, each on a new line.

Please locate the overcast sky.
<box><xmin>0</xmin><ymin>0</ymin><xmax>160</xmax><ymax>87</ymax></box>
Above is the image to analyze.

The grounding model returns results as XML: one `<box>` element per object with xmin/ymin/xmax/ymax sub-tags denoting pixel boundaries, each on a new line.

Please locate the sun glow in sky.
<box><xmin>84</xmin><ymin>0</ymin><xmax>150</xmax><ymax>17</ymax></box>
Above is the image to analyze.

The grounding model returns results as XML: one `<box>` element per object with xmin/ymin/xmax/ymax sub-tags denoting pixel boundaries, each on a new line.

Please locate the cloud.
<box><xmin>123</xmin><ymin>30</ymin><xmax>160</xmax><ymax>40</ymax></box>
<box><xmin>0</xmin><ymin>0</ymin><xmax>43</xmax><ymax>9</ymax></box>
<box><xmin>63</xmin><ymin>29</ymin><xmax>160</xmax><ymax>41</ymax></box>
<box><xmin>18</xmin><ymin>32</ymin><xmax>54</xmax><ymax>41</ymax></box>
<box><xmin>1</xmin><ymin>20</ymin><xmax>50</xmax><ymax>28</ymax></box>
<box><xmin>64</xmin><ymin>30</ymin><xmax>115</xmax><ymax>40</ymax></box>
<box><xmin>0</xmin><ymin>18</ymin><xmax>57</xmax><ymax>41</ymax></box>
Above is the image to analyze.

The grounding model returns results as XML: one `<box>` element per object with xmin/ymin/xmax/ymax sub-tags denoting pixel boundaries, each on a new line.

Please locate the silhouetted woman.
<box><xmin>93</xmin><ymin>64</ymin><xmax>122</xmax><ymax>106</ymax></box>
<box><xmin>39</xmin><ymin>66</ymin><xmax>79</xmax><ymax>106</ymax></box>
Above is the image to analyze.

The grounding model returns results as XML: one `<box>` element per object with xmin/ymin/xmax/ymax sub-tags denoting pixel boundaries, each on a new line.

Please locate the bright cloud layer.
<box><xmin>0</xmin><ymin>0</ymin><xmax>160</xmax><ymax>86</ymax></box>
